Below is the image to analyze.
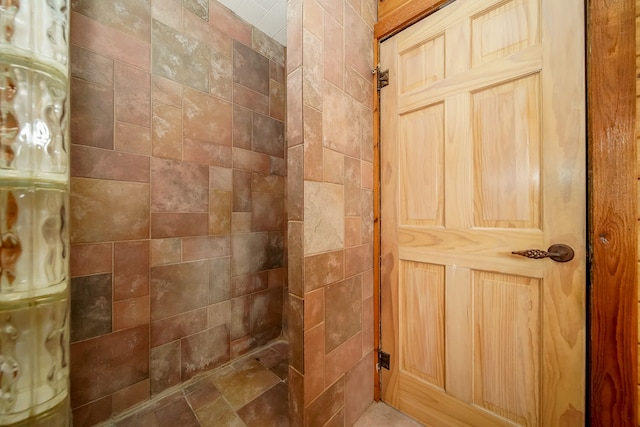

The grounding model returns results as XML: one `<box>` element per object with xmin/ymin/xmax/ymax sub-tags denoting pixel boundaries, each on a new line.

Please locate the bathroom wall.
<box><xmin>67</xmin><ymin>0</ymin><xmax>286</xmax><ymax>425</ymax></box>
<box><xmin>286</xmin><ymin>0</ymin><xmax>377</xmax><ymax>425</ymax></box>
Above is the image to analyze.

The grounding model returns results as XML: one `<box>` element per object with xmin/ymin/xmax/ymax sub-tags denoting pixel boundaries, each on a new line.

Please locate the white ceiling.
<box><xmin>217</xmin><ymin>0</ymin><xmax>287</xmax><ymax>46</ymax></box>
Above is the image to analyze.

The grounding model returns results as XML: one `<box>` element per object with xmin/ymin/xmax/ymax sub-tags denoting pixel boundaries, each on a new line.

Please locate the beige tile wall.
<box><xmin>286</xmin><ymin>0</ymin><xmax>378</xmax><ymax>424</ymax></box>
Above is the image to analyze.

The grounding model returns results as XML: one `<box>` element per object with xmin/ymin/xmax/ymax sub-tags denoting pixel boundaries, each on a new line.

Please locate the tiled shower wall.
<box><xmin>286</xmin><ymin>0</ymin><xmax>377</xmax><ymax>425</ymax></box>
<box><xmin>67</xmin><ymin>0</ymin><xmax>286</xmax><ymax>424</ymax></box>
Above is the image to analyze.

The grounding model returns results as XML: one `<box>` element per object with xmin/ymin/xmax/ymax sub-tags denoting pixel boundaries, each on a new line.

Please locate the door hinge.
<box><xmin>377</xmin><ymin>69</ymin><xmax>389</xmax><ymax>90</ymax></box>
<box><xmin>378</xmin><ymin>350</ymin><xmax>390</xmax><ymax>371</ymax></box>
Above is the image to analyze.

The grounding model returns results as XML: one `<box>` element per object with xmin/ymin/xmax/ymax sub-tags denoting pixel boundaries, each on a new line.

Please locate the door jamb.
<box><xmin>372</xmin><ymin>1</ymin><xmax>638</xmax><ymax>424</ymax></box>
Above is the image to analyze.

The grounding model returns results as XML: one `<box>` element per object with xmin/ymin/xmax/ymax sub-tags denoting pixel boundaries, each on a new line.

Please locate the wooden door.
<box><xmin>379</xmin><ymin>0</ymin><xmax>586</xmax><ymax>425</ymax></box>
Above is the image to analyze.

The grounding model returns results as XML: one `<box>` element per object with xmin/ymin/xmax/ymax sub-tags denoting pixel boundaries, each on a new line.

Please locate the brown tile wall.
<box><xmin>286</xmin><ymin>0</ymin><xmax>377</xmax><ymax>425</ymax></box>
<box><xmin>69</xmin><ymin>0</ymin><xmax>286</xmax><ymax>424</ymax></box>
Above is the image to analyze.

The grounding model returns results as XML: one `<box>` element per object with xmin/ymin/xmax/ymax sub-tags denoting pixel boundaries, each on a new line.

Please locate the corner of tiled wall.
<box><xmin>287</xmin><ymin>0</ymin><xmax>377</xmax><ymax>425</ymax></box>
<box><xmin>68</xmin><ymin>0</ymin><xmax>286</xmax><ymax>425</ymax></box>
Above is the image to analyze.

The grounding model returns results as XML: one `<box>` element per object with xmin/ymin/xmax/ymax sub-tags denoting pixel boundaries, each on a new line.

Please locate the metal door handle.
<box><xmin>511</xmin><ymin>244</ymin><xmax>574</xmax><ymax>263</ymax></box>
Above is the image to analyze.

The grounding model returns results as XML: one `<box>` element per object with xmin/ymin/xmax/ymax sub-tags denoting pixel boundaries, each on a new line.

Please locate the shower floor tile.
<box><xmin>106</xmin><ymin>340</ymin><xmax>422</xmax><ymax>427</ymax></box>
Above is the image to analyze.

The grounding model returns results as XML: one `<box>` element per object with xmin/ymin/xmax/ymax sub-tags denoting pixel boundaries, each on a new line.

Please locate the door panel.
<box><xmin>379</xmin><ymin>0</ymin><xmax>586</xmax><ymax>425</ymax></box>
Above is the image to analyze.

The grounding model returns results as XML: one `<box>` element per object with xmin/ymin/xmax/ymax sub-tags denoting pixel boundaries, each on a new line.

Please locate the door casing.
<box><xmin>372</xmin><ymin>0</ymin><xmax>638</xmax><ymax>425</ymax></box>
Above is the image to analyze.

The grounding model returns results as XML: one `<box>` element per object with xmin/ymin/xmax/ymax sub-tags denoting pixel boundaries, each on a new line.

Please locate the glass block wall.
<box><xmin>0</xmin><ymin>1</ymin><xmax>70</xmax><ymax>425</ymax></box>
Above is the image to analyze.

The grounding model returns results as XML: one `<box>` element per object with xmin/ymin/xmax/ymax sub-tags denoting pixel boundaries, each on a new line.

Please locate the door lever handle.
<box><xmin>511</xmin><ymin>244</ymin><xmax>574</xmax><ymax>263</ymax></box>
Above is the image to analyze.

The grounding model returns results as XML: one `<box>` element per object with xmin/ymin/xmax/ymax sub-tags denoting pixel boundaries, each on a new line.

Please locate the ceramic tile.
<box><xmin>237</xmin><ymin>382</ymin><xmax>288</xmax><ymax>427</ymax></box>
<box><xmin>345</xmin><ymin>64</ymin><xmax>373</xmax><ymax>107</ymax></box>
<box><xmin>181</xmin><ymin>324</ymin><xmax>231</xmax><ymax>380</ymax></box>
<box><xmin>234</xmin><ymin>41</ymin><xmax>270</xmax><ymax>96</ymax></box>
<box><xmin>209</xmin><ymin>190</ymin><xmax>232</xmax><ymax>235</ymax></box>
<box><xmin>322</xmin><ymin>82</ymin><xmax>360</xmax><ymax>158</ymax></box>
<box><xmin>287</xmin><ymin>146</ymin><xmax>304</xmax><ymax>220</ymax></box>
<box><xmin>150</xmin><ymin>341</ymin><xmax>181</xmax><ymax>396</ymax></box>
<box><xmin>345</xmin><ymin>5</ymin><xmax>373</xmax><ymax>79</ymax></box>
<box><xmin>287</xmin><ymin>0</ymin><xmax>302</xmax><ymax>72</ymax></box>
<box><xmin>304</xmin><ymin>324</ymin><xmax>324</xmax><ymax>405</ymax></box>
<box><xmin>183</xmin><ymin>139</ymin><xmax>233</xmax><ymax>167</ymax></box>
<box><xmin>152</xmin><ymin>20</ymin><xmax>209</xmax><ymax>91</ymax></box>
<box><xmin>233</xmin><ymin>169</ymin><xmax>252</xmax><ymax>212</ymax></box>
<box><xmin>183</xmin><ymin>88</ymin><xmax>233</xmax><ymax>146</ymax></box>
<box><xmin>70</xmin><ymin>273</ymin><xmax>112</xmax><ymax>342</ymax></box>
<box><xmin>152</xmin><ymin>75</ymin><xmax>182</xmax><ymax>107</ymax></box>
<box><xmin>152</xmin><ymin>0</ymin><xmax>183</xmax><ymax>31</ymax></box>
<box><xmin>287</xmin><ymin>221</ymin><xmax>303</xmax><ymax>297</ymax></box>
<box><xmin>210</xmin><ymin>359</ymin><xmax>280</xmax><ymax>410</ymax></box>
<box><xmin>150</xmin><ymin>213</ymin><xmax>209</xmax><ymax>238</ymax></box>
<box><xmin>303</xmin><ymin>105</ymin><xmax>323</xmax><ymax>182</ymax></box>
<box><xmin>286</xmin><ymin>68</ymin><xmax>303</xmax><ymax>147</ymax></box>
<box><xmin>115</xmin><ymin>63</ymin><xmax>151</xmax><ymax>127</ymax></box>
<box><xmin>152</xmin><ymin>102</ymin><xmax>183</xmax><ymax>161</ymax></box>
<box><xmin>231</xmin><ymin>296</ymin><xmax>251</xmax><ymax>340</ymax></box>
<box><xmin>181</xmin><ymin>235</ymin><xmax>231</xmax><ymax>261</ymax></box>
<box><xmin>250</xmin><ymin>287</ymin><xmax>283</xmax><ymax>335</ymax></box>
<box><xmin>113</xmin><ymin>296</ymin><xmax>150</xmax><ymax>331</ymax></box>
<box><xmin>150</xmin><ymin>238</ymin><xmax>182</xmax><ymax>267</ymax></box>
<box><xmin>269</xmin><ymin>79</ymin><xmax>285</xmax><ymax>121</ymax></box>
<box><xmin>289</xmin><ymin>366</ymin><xmax>304</xmax><ymax>426</ymax></box>
<box><xmin>302</xmin><ymin>29</ymin><xmax>323</xmax><ymax>110</ymax></box>
<box><xmin>71</xmin><ymin>145</ymin><xmax>150</xmax><ymax>183</ymax></box>
<box><xmin>345</xmin><ymin>157</ymin><xmax>362</xmax><ymax>216</ymax></box>
<box><xmin>345</xmin><ymin>244</ymin><xmax>373</xmax><ymax>278</ymax></box>
<box><xmin>304</xmin><ymin>181</ymin><xmax>344</xmax><ymax>254</ymax></box>
<box><xmin>112</xmin><ymin>379</ymin><xmax>150</xmax><ymax>415</ymax></box>
<box><xmin>150</xmin><ymin>308</ymin><xmax>208</xmax><ymax>347</ymax></box>
<box><xmin>70</xmin><ymin>78</ymin><xmax>114</xmax><ymax>150</ymax></box>
<box><xmin>304</xmin><ymin>288</ymin><xmax>324</xmax><ymax>330</ymax></box>
<box><xmin>288</xmin><ymin>294</ymin><xmax>304</xmax><ymax>374</ymax></box>
<box><xmin>304</xmin><ymin>250</ymin><xmax>344</xmax><ymax>292</ymax></box>
<box><xmin>233</xmin><ymin>83</ymin><xmax>270</xmax><ymax>115</ymax></box>
<box><xmin>209</xmin><ymin>257</ymin><xmax>231</xmax><ymax>304</ymax></box>
<box><xmin>210</xmin><ymin>166</ymin><xmax>233</xmax><ymax>191</ymax></box>
<box><xmin>270</xmin><ymin>61</ymin><xmax>285</xmax><ymax>84</ymax></box>
<box><xmin>353</xmin><ymin>402</ymin><xmax>423</xmax><ymax>427</ymax></box>
<box><xmin>115</xmin><ymin>122</ymin><xmax>152</xmax><ymax>156</ymax></box>
<box><xmin>154</xmin><ymin>398</ymin><xmax>200</xmax><ymax>427</ymax></box>
<box><xmin>233</xmin><ymin>148</ymin><xmax>271</xmax><ymax>174</ymax></box>
<box><xmin>344</xmin><ymin>352</ymin><xmax>374</xmax><ymax>426</ymax></box>
<box><xmin>362</xmin><ymin>296</ymin><xmax>374</xmax><ymax>355</ymax></box>
<box><xmin>195</xmin><ymin>395</ymin><xmax>245</xmax><ymax>427</ymax></box>
<box><xmin>183</xmin><ymin>11</ymin><xmax>231</xmax><ymax>58</ymax></box>
<box><xmin>253</xmin><ymin>173</ymin><xmax>285</xmax><ymax>194</ymax></box>
<box><xmin>233</xmin><ymin>105</ymin><xmax>253</xmax><ymax>149</ymax></box>
<box><xmin>70</xmin><ymin>325</ymin><xmax>149</xmax><ymax>408</ymax></box>
<box><xmin>151</xmin><ymin>157</ymin><xmax>209</xmax><ymax>213</ymax></box>
<box><xmin>70</xmin><ymin>45</ymin><xmax>114</xmax><ymax>87</ymax></box>
<box><xmin>70</xmin><ymin>12</ymin><xmax>151</xmax><ymax>70</ymax></box>
<box><xmin>345</xmin><ymin>216</ymin><xmax>362</xmax><ymax>247</ymax></box>
<box><xmin>232</xmin><ymin>271</ymin><xmax>268</xmax><ymax>298</ymax></box>
<box><xmin>325</xmin><ymin>332</ymin><xmax>362</xmax><ymax>385</ymax></box>
<box><xmin>209</xmin><ymin>0</ymin><xmax>252</xmax><ymax>45</ymax></box>
<box><xmin>208</xmin><ymin>301</ymin><xmax>232</xmax><ymax>329</ymax></box>
<box><xmin>70</xmin><ymin>243</ymin><xmax>112</xmax><ymax>277</ymax></box>
<box><xmin>252</xmin><ymin>192</ymin><xmax>285</xmax><ymax>231</ymax></box>
<box><xmin>252</xmin><ymin>29</ymin><xmax>285</xmax><ymax>64</ymax></box>
<box><xmin>231</xmin><ymin>335</ymin><xmax>257</xmax><ymax>359</ymax></box>
<box><xmin>114</xmin><ymin>240</ymin><xmax>150</xmax><ymax>301</ymax></box>
<box><xmin>303</xmin><ymin>0</ymin><xmax>323</xmax><ymax>40</ymax></box>
<box><xmin>361</xmin><ymin>190</ymin><xmax>374</xmax><ymax>243</ymax></box>
<box><xmin>231</xmin><ymin>232</ymin><xmax>284</xmax><ymax>276</ymax></box>
<box><xmin>150</xmin><ymin>261</ymin><xmax>209</xmax><ymax>320</ymax></box>
<box><xmin>252</xmin><ymin>113</ymin><xmax>285</xmax><ymax>157</ymax></box>
<box><xmin>72</xmin><ymin>395</ymin><xmax>112</xmax><ymax>427</ymax></box>
<box><xmin>325</xmin><ymin>275</ymin><xmax>362</xmax><ymax>352</ymax></box>
<box><xmin>304</xmin><ymin>376</ymin><xmax>344</xmax><ymax>427</ymax></box>
<box><xmin>324</xmin><ymin>13</ymin><xmax>344</xmax><ymax>89</ymax></box>
<box><xmin>183</xmin><ymin>0</ymin><xmax>208</xmax><ymax>19</ymax></box>
<box><xmin>185</xmin><ymin>379</ymin><xmax>221</xmax><ymax>411</ymax></box>
<box><xmin>71</xmin><ymin>0</ymin><xmax>151</xmax><ymax>41</ymax></box>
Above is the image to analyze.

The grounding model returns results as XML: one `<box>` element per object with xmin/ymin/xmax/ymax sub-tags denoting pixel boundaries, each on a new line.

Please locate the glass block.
<box><xmin>0</xmin><ymin>61</ymin><xmax>68</xmax><ymax>182</ymax></box>
<box><xmin>0</xmin><ymin>294</ymin><xmax>69</xmax><ymax>425</ymax></box>
<box><xmin>0</xmin><ymin>0</ymin><xmax>69</xmax><ymax>71</ymax></box>
<box><xmin>0</xmin><ymin>186</ymin><xmax>68</xmax><ymax>301</ymax></box>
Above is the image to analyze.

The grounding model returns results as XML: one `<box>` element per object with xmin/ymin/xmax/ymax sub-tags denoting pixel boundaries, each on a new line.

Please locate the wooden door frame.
<box><xmin>371</xmin><ymin>0</ymin><xmax>638</xmax><ymax>425</ymax></box>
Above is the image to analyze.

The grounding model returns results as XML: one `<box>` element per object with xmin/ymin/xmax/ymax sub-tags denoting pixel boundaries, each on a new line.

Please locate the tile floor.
<box><xmin>100</xmin><ymin>340</ymin><xmax>421</xmax><ymax>427</ymax></box>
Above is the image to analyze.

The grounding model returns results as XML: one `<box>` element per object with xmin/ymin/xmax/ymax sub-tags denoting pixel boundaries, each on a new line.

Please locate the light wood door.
<box><xmin>379</xmin><ymin>0</ymin><xmax>586</xmax><ymax>425</ymax></box>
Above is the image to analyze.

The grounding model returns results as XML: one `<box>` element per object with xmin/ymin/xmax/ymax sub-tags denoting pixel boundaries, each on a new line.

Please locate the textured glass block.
<box><xmin>0</xmin><ymin>294</ymin><xmax>69</xmax><ymax>425</ymax></box>
<box><xmin>0</xmin><ymin>186</ymin><xmax>68</xmax><ymax>301</ymax></box>
<box><xmin>0</xmin><ymin>0</ymin><xmax>69</xmax><ymax>70</ymax></box>
<box><xmin>0</xmin><ymin>61</ymin><xmax>68</xmax><ymax>182</ymax></box>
